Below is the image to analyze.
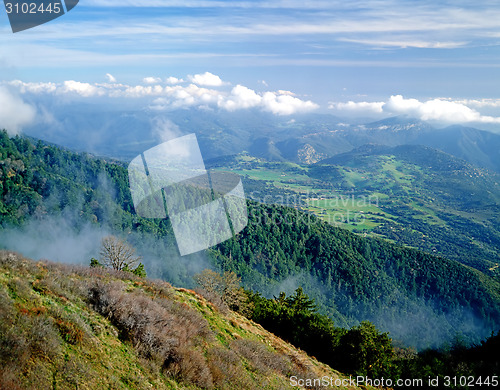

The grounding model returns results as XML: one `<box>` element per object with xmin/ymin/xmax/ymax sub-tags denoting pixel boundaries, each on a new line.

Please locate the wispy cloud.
<box><xmin>3</xmin><ymin>0</ymin><xmax>500</xmax><ymax>106</ymax></box>
<box><xmin>5</xmin><ymin>1</ymin><xmax>500</xmax><ymax>64</ymax></box>
<box><xmin>338</xmin><ymin>38</ymin><xmax>468</xmax><ymax>49</ymax></box>
<box><xmin>105</xmin><ymin>73</ymin><xmax>117</xmax><ymax>82</ymax></box>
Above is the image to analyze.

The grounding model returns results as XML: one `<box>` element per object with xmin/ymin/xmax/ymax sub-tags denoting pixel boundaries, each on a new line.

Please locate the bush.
<box><xmin>231</xmin><ymin>338</ymin><xmax>293</xmax><ymax>376</ymax></box>
<box><xmin>86</xmin><ymin>280</ymin><xmax>214</xmax><ymax>387</ymax></box>
<box><xmin>334</xmin><ymin>321</ymin><xmax>396</xmax><ymax>378</ymax></box>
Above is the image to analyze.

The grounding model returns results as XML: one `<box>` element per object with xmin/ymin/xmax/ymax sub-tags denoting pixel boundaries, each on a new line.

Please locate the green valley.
<box><xmin>210</xmin><ymin>145</ymin><xmax>500</xmax><ymax>278</ymax></box>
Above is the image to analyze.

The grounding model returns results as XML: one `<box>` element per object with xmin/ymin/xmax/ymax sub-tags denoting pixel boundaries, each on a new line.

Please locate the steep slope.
<box><xmin>0</xmin><ymin>251</ymin><xmax>371</xmax><ymax>390</ymax></box>
<box><xmin>215</xmin><ymin>202</ymin><xmax>500</xmax><ymax>349</ymax></box>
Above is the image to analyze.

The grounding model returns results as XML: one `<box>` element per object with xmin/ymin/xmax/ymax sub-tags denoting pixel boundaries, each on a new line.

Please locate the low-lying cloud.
<box><xmin>329</xmin><ymin>95</ymin><xmax>500</xmax><ymax>124</ymax></box>
<box><xmin>218</xmin><ymin>85</ymin><xmax>319</xmax><ymax>115</ymax></box>
<box><xmin>6</xmin><ymin>72</ymin><xmax>318</xmax><ymax>116</ymax></box>
<box><xmin>0</xmin><ymin>86</ymin><xmax>37</xmax><ymax>135</ymax></box>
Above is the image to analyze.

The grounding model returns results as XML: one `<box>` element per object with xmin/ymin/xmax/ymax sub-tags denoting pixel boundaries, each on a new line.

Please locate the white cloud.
<box><xmin>329</xmin><ymin>95</ymin><xmax>500</xmax><ymax>124</ymax></box>
<box><xmin>276</xmin><ymin>90</ymin><xmax>296</xmax><ymax>96</ymax></box>
<box><xmin>329</xmin><ymin>101</ymin><xmax>384</xmax><ymax>114</ymax></box>
<box><xmin>8</xmin><ymin>80</ymin><xmax>57</xmax><ymax>94</ymax></box>
<box><xmin>0</xmin><ymin>87</ymin><xmax>36</xmax><ymax>135</ymax></box>
<box><xmin>143</xmin><ymin>76</ymin><xmax>162</xmax><ymax>84</ymax></box>
<box><xmin>119</xmin><ymin>84</ymin><xmax>164</xmax><ymax>98</ymax></box>
<box><xmin>188</xmin><ymin>72</ymin><xmax>225</xmax><ymax>87</ymax></box>
<box><xmin>165</xmin><ymin>76</ymin><xmax>184</xmax><ymax>85</ymax></box>
<box><xmin>218</xmin><ymin>85</ymin><xmax>261</xmax><ymax>111</ymax></box>
<box><xmin>261</xmin><ymin>92</ymin><xmax>318</xmax><ymax>115</ymax></box>
<box><xmin>7</xmin><ymin>76</ymin><xmax>318</xmax><ymax>116</ymax></box>
<box><xmin>217</xmin><ymin>86</ymin><xmax>318</xmax><ymax>115</ymax></box>
<box><xmin>453</xmin><ymin>98</ymin><xmax>500</xmax><ymax>108</ymax></box>
<box><xmin>61</xmin><ymin>81</ymin><xmax>106</xmax><ymax>97</ymax></box>
<box><xmin>105</xmin><ymin>73</ymin><xmax>117</xmax><ymax>83</ymax></box>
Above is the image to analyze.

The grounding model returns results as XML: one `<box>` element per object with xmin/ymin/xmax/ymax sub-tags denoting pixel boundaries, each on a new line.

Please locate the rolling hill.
<box><xmin>213</xmin><ymin>144</ymin><xmax>500</xmax><ymax>279</ymax></box>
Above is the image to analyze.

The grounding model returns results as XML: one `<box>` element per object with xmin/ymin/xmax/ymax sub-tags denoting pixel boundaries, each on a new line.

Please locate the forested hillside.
<box><xmin>0</xmin><ymin>130</ymin><xmax>499</xmax><ymax>350</ymax></box>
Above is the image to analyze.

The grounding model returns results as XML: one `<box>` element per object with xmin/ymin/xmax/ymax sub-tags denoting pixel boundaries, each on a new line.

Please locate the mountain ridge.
<box><xmin>22</xmin><ymin>110</ymin><xmax>500</xmax><ymax>172</ymax></box>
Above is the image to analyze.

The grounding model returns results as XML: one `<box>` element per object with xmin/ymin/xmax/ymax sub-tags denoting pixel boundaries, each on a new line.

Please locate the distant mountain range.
<box><xmin>23</xmin><ymin>109</ymin><xmax>500</xmax><ymax>172</ymax></box>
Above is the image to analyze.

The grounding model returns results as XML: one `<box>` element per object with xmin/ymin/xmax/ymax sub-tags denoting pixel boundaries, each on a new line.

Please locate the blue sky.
<box><xmin>2</xmin><ymin>1</ymin><xmax>500</xmax><ymax>131</ymax></box>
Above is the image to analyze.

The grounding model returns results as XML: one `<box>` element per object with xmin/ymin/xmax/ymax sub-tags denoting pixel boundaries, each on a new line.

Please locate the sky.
<box><xmin>2</xmin><ymin>0</ymin><xmax>500</xmax><ymax>132</ymax></box>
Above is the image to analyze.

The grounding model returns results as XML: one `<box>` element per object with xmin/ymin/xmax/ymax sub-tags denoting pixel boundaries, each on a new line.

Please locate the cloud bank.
<box><xmin>6</xmin><ymin>72</ymin><xmax>319</xmax><ymax>116</ymax></box>
<box><xmin>329</xmin><ymin>95</ymin><xmax>500</xmax><ymax>124</ymax></box>
<box><xmin>6</xmin><ymin>73</ymin><xmax>500</xmax><ymax>127</ymax></box>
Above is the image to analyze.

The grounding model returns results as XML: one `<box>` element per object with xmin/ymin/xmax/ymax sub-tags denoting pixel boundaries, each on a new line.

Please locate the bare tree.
<box><xmin>99</xmin><ymin>235</ymin><xmax>141</xmax><ymax>271</ymax></box>
<box><xmin>194</xmin><ymin>269</ymin><xmax>246</xmax><ymax>311</ymax></box>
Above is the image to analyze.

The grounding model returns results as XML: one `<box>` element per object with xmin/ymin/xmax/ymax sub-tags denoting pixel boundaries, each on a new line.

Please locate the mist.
<box><xmin>238</xmin><ymin>266</ymin><xmax>496</xmax><ymax>350</ymax></box>
<box><xmin>0</xmin><ymin>214</ymin><xmax>107</xmax><ymax>265</ymax></box>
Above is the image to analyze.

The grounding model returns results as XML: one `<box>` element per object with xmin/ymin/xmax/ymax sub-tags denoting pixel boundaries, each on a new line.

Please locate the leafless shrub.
<box><xmin>0</xmin><ymin>367</ymin><xmax>23</xmax><ymax>390</ymax></box>
<box><xmin>144</xmin><ymin>278</ymin><xmax>174</xmax><ymax>300</ymax></box>
<box><xmin>40</xmin><ymin>262</ymin><xmax>82</xmax><ymax>299</ymax></box>
<box><xmin>287</xmin><ymin>352</ymin><xmax>324</xmax><ymax>390</ymax></box>
<box><xmin>0</xmin><ymin>252</ymin><xmax>41</xmax><ymax>282</ymax></box>
<box><xmin>231</xmin><ymin>338</ymin><xmax>293</xmax><ymax>376</ymax></box>
<box><xmin>0</xmin><ymin>289</ymin><xmax>29</xmax><ymax>373</ymax></box>
<box><xmin>28</xmin><ymin>316</ymin><xmax>62</xmax><ymax>360</ymax></box>
<box><xmin>86</xmin><ymin>280</ymin><xmax>215</xmax><ymax>387</ymax></box>
<box><xmin>195</xmin><ymin>287</ymin><xmax>229</xmax><ymax>313</ymax></box>
<box><xmin>0</xmin><ymin>288</ymin><xmax>15</xmax><ymax>323</ymax></box>
<box><xmin>206</xmin><ymin>345</ymin><xmax>261</xmax><ymax>390</ymax></box>
<box><xmin>194</xmin><ymin>269</ymin><xmax>247</xmax><ymax>312</ymax></box>
<box><xmin>0</xmin><ymin>251</ymin><xmax>19</xmax><ymax>268</ymax></box>
<box><xmin>166</xmin><ymin>346</ymin><xmax>214</xmax><ymax>389</ymax></box>
<box><xmin>8</xmin><ymin>277</ymin><xmax>33</xmax><ymax>301</ymax></box>
<box><xmin>0</xmin><ymin>325</ymin><xmax>29</xmax><ymax>366</ymax></box>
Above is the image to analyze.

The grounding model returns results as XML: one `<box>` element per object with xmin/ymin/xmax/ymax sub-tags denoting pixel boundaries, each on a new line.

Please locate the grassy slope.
<box><xmin>0</xmin><ymin>251</ymin><xmax>375</xmax><ymax>390</ymax></box>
